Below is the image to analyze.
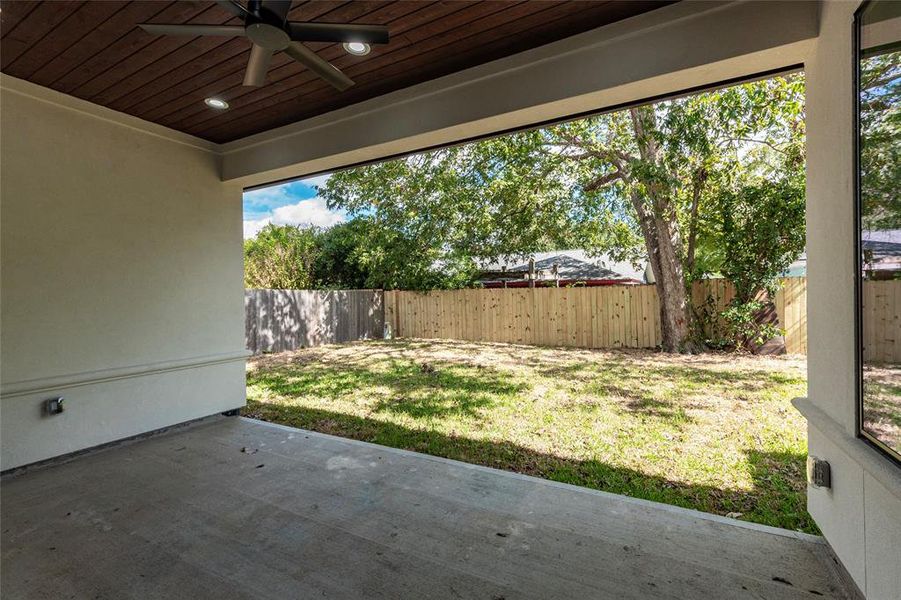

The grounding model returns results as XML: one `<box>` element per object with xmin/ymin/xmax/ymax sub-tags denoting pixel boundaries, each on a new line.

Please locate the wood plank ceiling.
<box><xmin>1</xmin><ymin>1</ymin><xmax>673</xmax><ymax>143</ymax></box>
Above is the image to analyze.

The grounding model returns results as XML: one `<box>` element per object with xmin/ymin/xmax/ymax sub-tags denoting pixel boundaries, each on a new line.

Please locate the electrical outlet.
<box><xmin>807</xmin><ymin>455</ymin><xmax>831</xmax><ymax>489</ymax></box>
<box><xmin>44</xmin><ymin>397</ymin><xmax>65</xmax><ymax>416</ymax></box>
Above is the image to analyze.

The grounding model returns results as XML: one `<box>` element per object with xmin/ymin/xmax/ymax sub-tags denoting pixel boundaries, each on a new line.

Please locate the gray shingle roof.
<box><xmin>478</xmin><ymin>250</ymin><xmax>649</xmax><ymax>283</ymax></box>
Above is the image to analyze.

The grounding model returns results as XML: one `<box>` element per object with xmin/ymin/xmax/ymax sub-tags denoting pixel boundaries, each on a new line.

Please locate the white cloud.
<box><xmin>272</xmin><ymin>197</ymin><xmax>344</xmax><ymax>227</ymax></box>
<box><xmin>244</xmin><ymin>218</ymin><xmax>272</xmax><ymax>239</ymax></box>
<box><xmin>243</xmin><ymin>196</ymin><xmax>345</xmax><ymax>238</ymax></box>
<box><xmin>243</xmin><ymin>185</ymin><xmax>294</xmax><ymax>210</ymax></box>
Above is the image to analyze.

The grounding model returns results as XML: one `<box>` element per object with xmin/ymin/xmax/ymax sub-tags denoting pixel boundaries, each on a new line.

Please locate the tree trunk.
<box><xmin>629</xmin><ymin>106</ymin><xmax>695</xmax><ymax>352</ymax></box>
<box><xmin>632</xmin><ymin>190</ymin><xmax>693</xmax><ymax>352</ymax></box>
<box><xmin>685</xmin><ymin>167</ymin><xmax>706</xmax><ymax>277</ymax></box>
<box><xmin>653</xmin><ymin>216</ymin><xmax>694</xmax><ymax>352</ymax></box>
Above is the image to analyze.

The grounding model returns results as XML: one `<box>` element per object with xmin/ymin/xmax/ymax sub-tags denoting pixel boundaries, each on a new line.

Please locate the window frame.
<box><xmin>854</xmin><ymin>0</ymin><xmax>901</xmax><ymax>465</ymax></box>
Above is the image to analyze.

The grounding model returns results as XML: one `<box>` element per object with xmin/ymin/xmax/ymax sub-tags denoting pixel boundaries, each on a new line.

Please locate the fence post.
<box><xmin>383</xmin><ymin>290</ymin><xmax>395</xmax><ymax>339</ymax></box>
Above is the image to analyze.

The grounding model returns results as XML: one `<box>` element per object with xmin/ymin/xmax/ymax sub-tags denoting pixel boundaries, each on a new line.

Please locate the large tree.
<box><xmin>320</xmin><ymin>76</ymin><xmax>805</xmax><ymax>352</ymax></box>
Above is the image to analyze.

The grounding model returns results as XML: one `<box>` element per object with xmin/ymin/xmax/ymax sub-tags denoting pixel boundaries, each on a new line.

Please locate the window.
<box><xmin>856</xmin><ymin>0</ymin><xmax>901</xmax><ymax>462</ymax></box>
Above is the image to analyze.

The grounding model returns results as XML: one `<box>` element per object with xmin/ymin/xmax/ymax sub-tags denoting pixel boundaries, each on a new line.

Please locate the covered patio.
<box><xmin>1</xmin><ymin>417</ymin><xmax>852</xmax><ymax>599</ymax></box>
<box><xmin>2</xmin><ymin>1</ymin><xmax>899</xmax><ymax>598</ymax></box>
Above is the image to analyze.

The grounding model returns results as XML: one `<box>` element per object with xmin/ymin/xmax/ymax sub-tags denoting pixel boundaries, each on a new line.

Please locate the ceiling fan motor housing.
<box><xmin>245</xmin><ymin>22</ymin><xmax>291</xmax><ymax>51</ymax></box>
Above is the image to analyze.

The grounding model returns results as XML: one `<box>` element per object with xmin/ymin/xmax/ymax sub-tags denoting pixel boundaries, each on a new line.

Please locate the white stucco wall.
<box><xmin>803</xmin><ymin>1</ymin><xmax>901</xmax><ymax>597</ymax></box>
<box><xmin>0</xmin><ymin>77</ymin><xmax>247</xmax><ymax>470</ymax></box>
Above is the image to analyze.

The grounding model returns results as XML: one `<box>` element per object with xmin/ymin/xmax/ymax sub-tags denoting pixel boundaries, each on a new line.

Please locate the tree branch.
<box><xmin>685</xmin><ymin>167</ymin><xmax>708</xmax><ymax>276</ymax></box>
<box><xmin>549</xmin><ymin>133</ymin><xmax>636</xmax><ymax>165</ymax></box>
<box><xmin>583</xmin><ymin>170</ymin><xmax>624</xmax><ymax>192</ymax></box>
<box><xmin>718</xmin><ymin>136</ymin><xmax>788</xmax><ymax>155</ymax></box>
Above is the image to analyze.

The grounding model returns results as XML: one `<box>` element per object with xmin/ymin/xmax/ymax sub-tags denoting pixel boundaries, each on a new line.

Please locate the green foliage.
<box><xmin>716</xmin><ymin>177</ymin><xmax>806</xmax><ymax>304</ymax></box>
<box><xmin>314</xmin><ymin>216</ymin><xmax>479</xmax><ymax>291</ymax></box>
<box><xmin>672</xmin><ymin>76</ymin><xmax>806</xmax><ymax>350</ymax></box>
<box><xmin>320</xmin><ymin>77</ymin><xmax>805</xmax><ymax>279</ymax></box>
<box><xmin>319</xmin><ymin>124</ymin><xmax>648</xmax><ymax>275</ymax></box>
<box><xmin>311</xmin><ymin>220</ymin><xmax>372</xmax><ymax>289</ymax></box>
<box><xmin>719</xmin><ymin>301</ymin><xmax>784</xmax><ymax>350</ymax></box>
<box><xmin>244</xmin><ymin>218</ymin><xmax>477</xmax><ymax>291</ymax></box>
<box><xmin>860</xmin><ymin>49</ymin><xmax>901</xmax><ymax>230</ymax></box>
<box><xmin>342</xmin><ymin>216</ymin><xmax>479</xmax><ymax>291</ymax></box>
<box><xmin>673</xmin><ymin>76</ymin><xmax>806</xmax><ymax>274</ymax></box>
<box><xmin>243</xmin><ymin>223</ymin><xmax>318</xmax><ymax>289</ymax></box>
<box><xmin>712</xmin><ymin>175</ymin><xmax>805</xmax><ymax>351</ymax></box>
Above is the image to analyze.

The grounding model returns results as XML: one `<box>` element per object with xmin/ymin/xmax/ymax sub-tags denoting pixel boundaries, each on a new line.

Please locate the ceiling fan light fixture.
<box><xmin>138</xmin><ymin>2</ymin><xmax>390</xmax><ymax>91</ymax></box>
<box><xmin>204</xmin><ymin>97</ymin><xmax>229</xmax><ymax>110</ymax></box>
<box><xmin>343</xmin><ymin>42</ymin><xmax>370</xmax><ymax>56</ymax></box>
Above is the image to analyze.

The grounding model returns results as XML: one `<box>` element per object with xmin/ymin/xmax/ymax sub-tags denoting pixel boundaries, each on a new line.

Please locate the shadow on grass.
<box><xmin>745</xmin><ymin>448</ymin><xmax>814</xmax><ymax>533</ymax></box>
<box><xmin>242</xmin><ymin>400</ymin><xmax>818</xmax><ymax>534</ymax></box>
<box><xmin>546</xmin><ymin>360</ymin><xmax>803</xmax><ymax>423</ymax></box>
<box><xmin>544</xmin><ymin>361</ymin><xmax>802</xmax><ymax>387</ymax></box>
<box><xmin>250</xmin><ymin>360</ymin><xmax>526</xmax><ymax>420</ymax></box>
<box><xmin>621</xmin><ymin>397</ymin><xmax>692</xmax><ymax>422</ymax></box>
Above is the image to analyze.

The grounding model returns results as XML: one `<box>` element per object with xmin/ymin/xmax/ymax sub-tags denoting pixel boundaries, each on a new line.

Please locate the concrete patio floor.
<box><xmin>1</xmin><ymin>416</ymin><xmax>855</xmax><ymax>599</ymax></box>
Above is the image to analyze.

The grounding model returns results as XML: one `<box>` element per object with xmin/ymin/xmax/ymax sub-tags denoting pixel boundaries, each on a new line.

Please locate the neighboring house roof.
<box><xmin>782</xmin><ymin>231</ymin><xmax>901</xmax><ymax>277</ymax></box>
<box><xmin>862</xmin><ymin>229</ymin><xmax>901</xmax><ymax>272</ymax></box>
<box><xmin>477</xmin><ymin>250</ymin><xmax>651</xmax><ymax>285</ymax></box>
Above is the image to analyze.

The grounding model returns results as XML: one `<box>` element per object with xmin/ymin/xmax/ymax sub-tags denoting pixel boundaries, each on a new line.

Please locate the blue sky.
<box><xmin>243</xmin><ymin>174</ymin><xmax>346</xmax><ymax>238</ymax></box>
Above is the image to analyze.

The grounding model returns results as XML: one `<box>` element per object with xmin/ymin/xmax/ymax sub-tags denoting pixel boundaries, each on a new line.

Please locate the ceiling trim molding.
<box><xmin>0</xmin><ymin>74</ymin><xmax>220</xmax><ymax>154</ymax></box>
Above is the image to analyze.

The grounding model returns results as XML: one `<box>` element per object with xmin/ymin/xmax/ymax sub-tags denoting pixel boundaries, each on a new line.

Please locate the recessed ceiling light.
<box><xmin>204</xmin><ymin>97</ymin><xmax>229</xmax><ymax>110</ymax></box>
<box><xmin>343</xmin><ymin>42</ymin><xmax>370</xmax><ymax>56</ymax></box>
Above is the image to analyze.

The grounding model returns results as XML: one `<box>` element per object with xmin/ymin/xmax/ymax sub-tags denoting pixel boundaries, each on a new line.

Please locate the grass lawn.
<box><xmin>245</xmin><ymin>339</ymin><xmax>815</xmax><ymax>533</ymax></box>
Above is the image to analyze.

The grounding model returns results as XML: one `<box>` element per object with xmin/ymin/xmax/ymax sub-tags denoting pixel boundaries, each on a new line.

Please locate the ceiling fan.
<box><xmin>138</xmin><ymin>0</ymin><xmax>389</xmax><ymax>90</ymax></box>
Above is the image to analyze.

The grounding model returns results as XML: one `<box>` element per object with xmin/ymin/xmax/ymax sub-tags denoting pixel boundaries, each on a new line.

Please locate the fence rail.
<box><xmin>245</xmin><ymin>289</ymin><xmax>383</xmax><ymax>354</ymax></box>
<box><xmin>385</xmin><ymin>277</ymin><xmax>812</xmax><ymax>354</ymax></box>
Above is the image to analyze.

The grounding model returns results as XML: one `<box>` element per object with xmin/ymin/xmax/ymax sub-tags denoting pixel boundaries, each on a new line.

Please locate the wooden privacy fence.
<box><xmin>246</xmin><ymin>280</ymin><xmax>900</xmax><ymax>360</ymax></box>
<box><xmin>245</xmin><ymin>289</ymin><xmax>384</xmax><ymax>354</ymax></box>
<box><xmin>384</xmin><ymin>277</ymin><xmax>810</xmax><ymax>354</ymax></box>
<box><xmin>862</xmin><ymin>279</ymin><xmax>901</xmax><ymax>364</ymax></box>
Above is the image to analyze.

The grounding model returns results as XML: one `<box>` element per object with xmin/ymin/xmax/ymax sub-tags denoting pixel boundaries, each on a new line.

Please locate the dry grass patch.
<box><xmin>863</xmin><ymin>364</ymin><xmax>901</xmax><ymax>449</ymax></box>
<box><xmin>246</xmin><ymin>339</ymin><xmax>813</xmax><ymax>533</ymax></box>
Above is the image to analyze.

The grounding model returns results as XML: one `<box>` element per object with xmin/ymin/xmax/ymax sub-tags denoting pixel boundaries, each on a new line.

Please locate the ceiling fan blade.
<box><xmin>215</xmin><ymin>0</ymin><xmax>251</xmax><ymax>19</ymax></box>
<box><xmin>286</xmin><ymin>22</ymin><xmax>389</xmax><ymax>44</ymax></box>
<box><xmin>243</xmin><ymin>44</ymin><xmax>273</xmax><ymax>87</ymax></box>
<box><xmin>139</xmin><ymin>24</ymin><xmax>246</xmax><ymax>37</ymax></box>
<box><xmin>283</xmin><ymin>42</ymin><xmax>354</xmax><ymax>91</ymax></box>
<box><xmin>260</xmin><ymin>0</ymin><xmax>293</xmax><ymax>23</ymax></box>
